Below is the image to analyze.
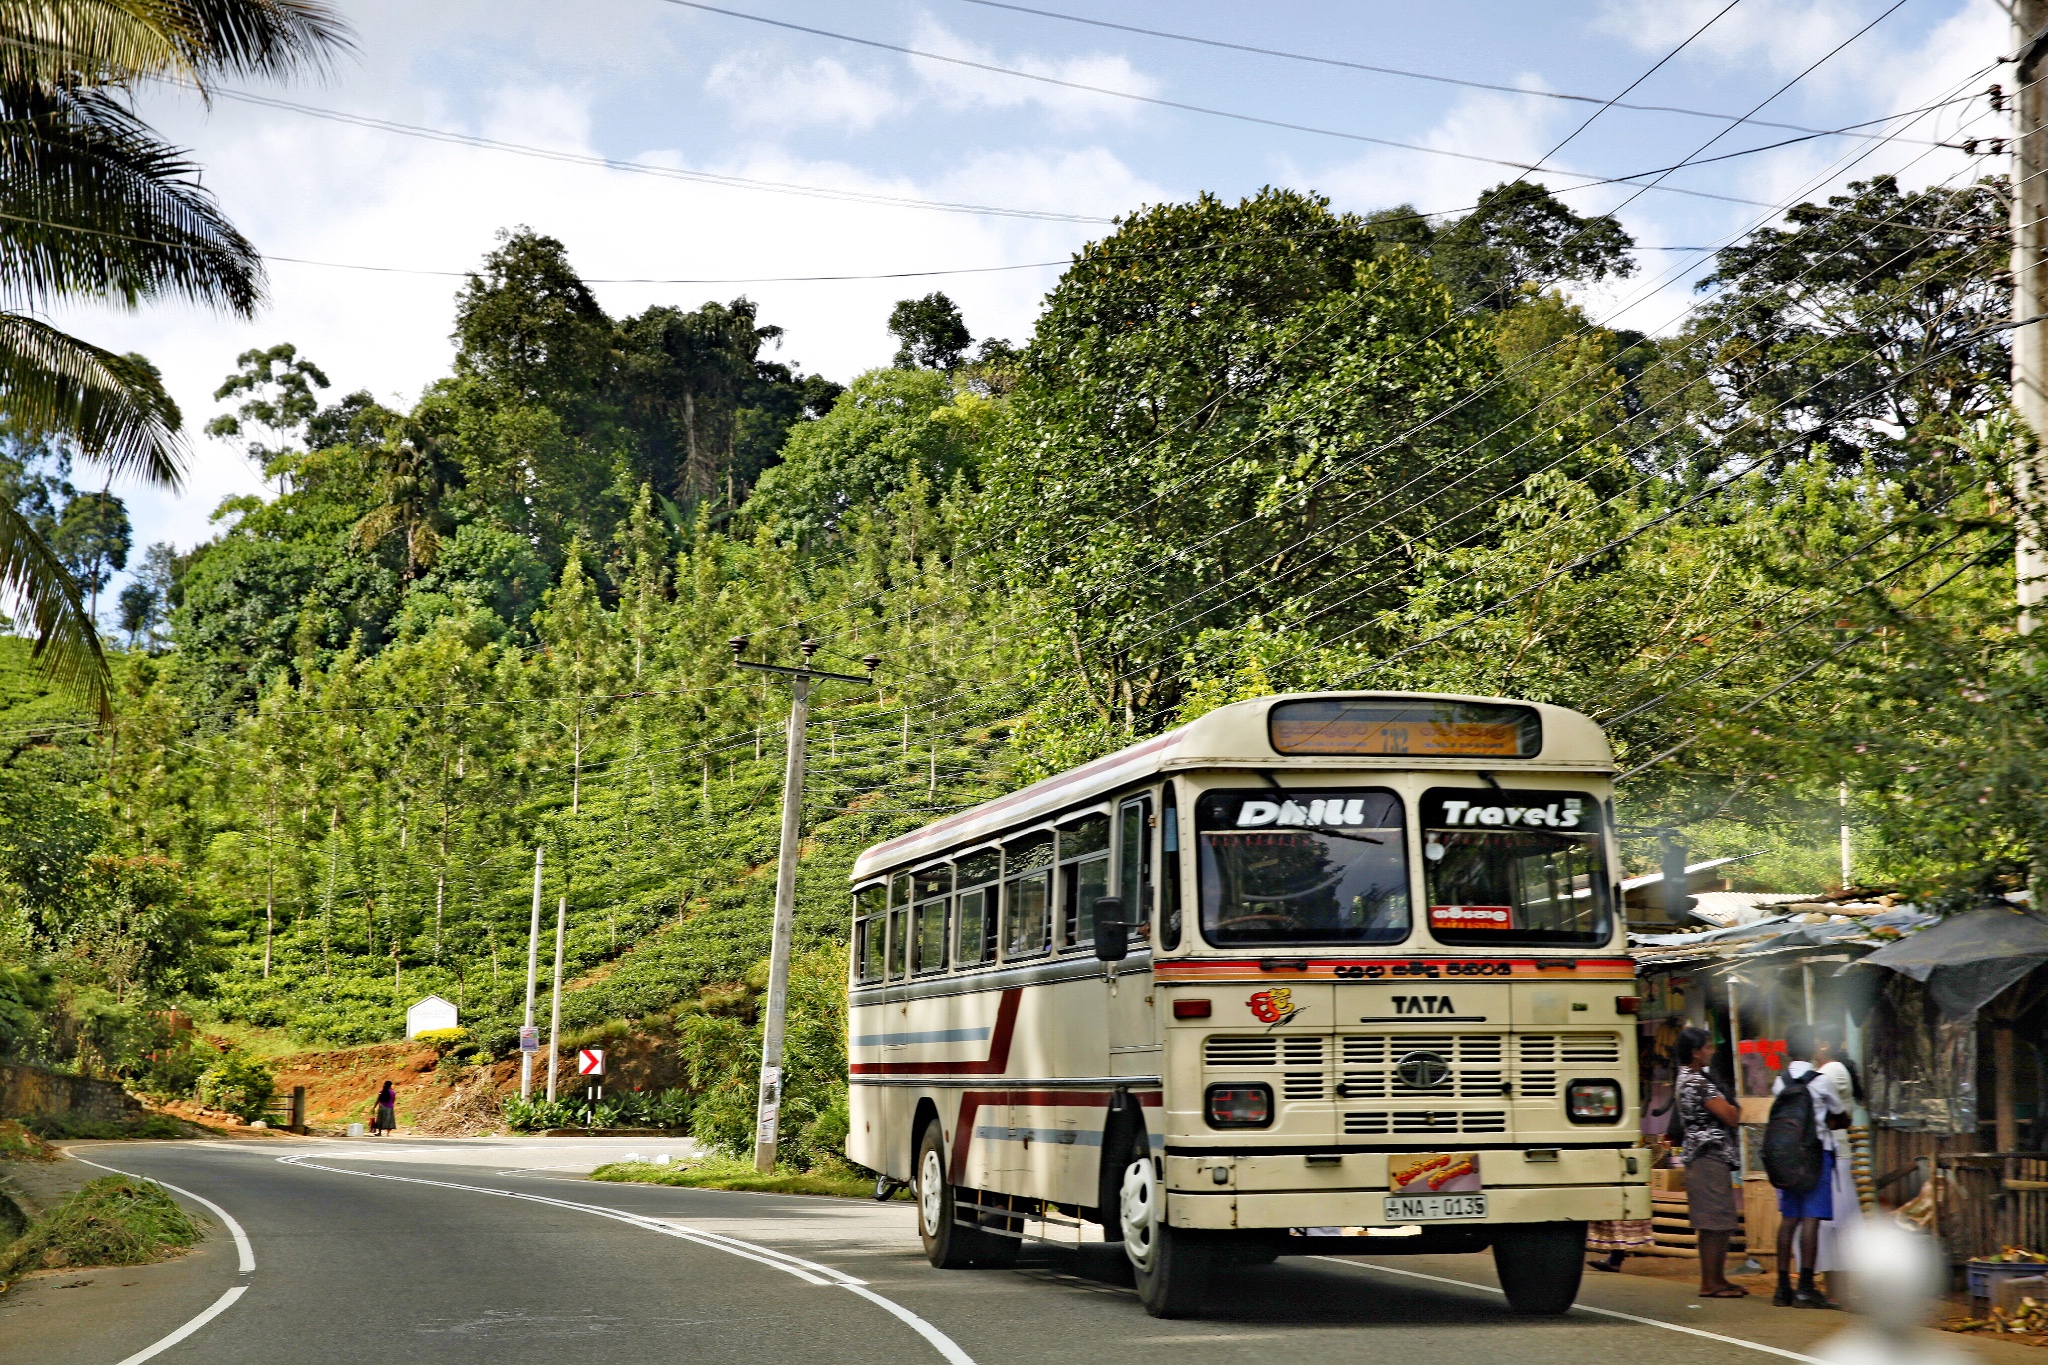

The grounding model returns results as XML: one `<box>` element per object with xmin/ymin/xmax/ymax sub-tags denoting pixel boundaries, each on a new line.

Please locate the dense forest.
<box><xmin>2</xmin><ymin>174</ymin><xmax>2038</xmax><ymax>1150</ymax></box>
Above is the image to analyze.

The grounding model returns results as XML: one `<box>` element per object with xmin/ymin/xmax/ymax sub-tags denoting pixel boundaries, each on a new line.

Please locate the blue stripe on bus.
<box><xmin>852</xmin><ymin>1026</ymin><xmax>996</xmax><ymax>1046</ymax></box>
<box><xmin>973</xmin><ymin>1126</ymin><xmax>1165</xmax><ymax>1149</ymax></box>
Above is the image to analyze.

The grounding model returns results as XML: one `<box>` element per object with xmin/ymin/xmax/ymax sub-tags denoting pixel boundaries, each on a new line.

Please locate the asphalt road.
<box><xmin>0</xmin><ymin>1138</ymin><xmax>1991</xmax><ymax>1365</ymax></box>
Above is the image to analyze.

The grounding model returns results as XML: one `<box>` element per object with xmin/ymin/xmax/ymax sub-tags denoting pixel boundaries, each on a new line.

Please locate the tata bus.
<box><xmin>845</xmin><ymin>692</ymin><xmax>1650</xmax><ymax>1318</ymax></box>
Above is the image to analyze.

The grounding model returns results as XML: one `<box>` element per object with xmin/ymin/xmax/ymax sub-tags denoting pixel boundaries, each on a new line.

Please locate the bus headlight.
<box><xmin>1566</xmin><ymin>1079</ymin><xmax>1624</xmax><ymax>1124</ymax></box>
<box><xmin>1205</xmin><ymin>1084</ymin><xmax>1273</xmax><ymax>1129</ymax></box>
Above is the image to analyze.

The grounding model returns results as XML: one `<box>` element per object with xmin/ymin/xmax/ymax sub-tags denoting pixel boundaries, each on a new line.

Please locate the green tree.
<box><xmin>206</xmin><ymin>342</ymin><xmax>331</xmax><ymax>490</ymax></box>
<box><xmin>0</xmin><ymin>1</ymin><xmax>349</xmax><ymax>716</ymax></box>
<box><xmin>888</xmin><ymin>292</ymin><xmax>972</xmax><ymax>370</ymax></box>
<box><xmin>49</xmin><ymin>487</ymin><xmax>128</xmax><ymax>617</ymax></box>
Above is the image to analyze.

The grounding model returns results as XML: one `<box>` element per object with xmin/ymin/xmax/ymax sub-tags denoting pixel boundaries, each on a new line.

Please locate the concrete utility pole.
<box><xmin>521</xmin><ymin>845</ymin><xmax>542</xmax><ymax>1100</ymax></box>
<box><xmin>732</xmin><ymin>635</ymin><xmax>877</xmax><ymax>1173</ymax></box>
<box><xmin>546</xmin><ymin>893</ymin><xmax>567</xmax><ymax>1103</ymax></box>
<box><xmin>2016</xmin><ymin>3</ymin><xmax>2048</xmax><ymax>631</ymax></box>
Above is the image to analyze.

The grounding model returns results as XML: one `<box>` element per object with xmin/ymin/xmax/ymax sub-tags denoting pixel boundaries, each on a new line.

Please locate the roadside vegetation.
<box><xmin>0</xmin><ymin>1176</ymin><xmax>200</xmax><ymax>1288</ymax></box>
<box><xmin>591</xmin><ymin>1154</ymin><xmax>888</xmax><ymax>1200</ymax></box>
<box><xmin>0</xmin><ymin>135</ymin><xmax>2032</xmax><ymax>1167</ymax></box>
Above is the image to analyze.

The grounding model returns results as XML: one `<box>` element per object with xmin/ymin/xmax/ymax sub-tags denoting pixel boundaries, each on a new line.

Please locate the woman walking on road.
<box><xmin>1677</xmin><ymin>1026</ymin><xmax>1747</xmax><ymax>1298</ymax></box>
<box><xmin>371</xmin><ymin>1081</ymin><xmax>397</xmax><ymax>1136</ymax></box>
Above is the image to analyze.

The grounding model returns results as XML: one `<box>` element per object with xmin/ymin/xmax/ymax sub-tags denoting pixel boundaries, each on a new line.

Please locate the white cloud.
<box><xmin>49</xmin><ymin>82</ymin><xmax>1158</xmax><ymax>562</ymax></box>
<box><xmin>905</xmin><ymin>16</ymin><xmax>1160</xmax><ymax>124</ymax></box>
<box><xmin>704</xmin><ymin>54</ymin><xmax>901</xmax><ymax>131</ymax></box>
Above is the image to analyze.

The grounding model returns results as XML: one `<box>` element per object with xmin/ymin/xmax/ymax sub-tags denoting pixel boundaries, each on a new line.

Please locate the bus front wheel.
<box><xmin>916</xmin><ymin>1125</ymin><xmax>1014</xmax><ymax>1269</ymax></box>
<box><xmin>1120</xmin><ymin>1157</ymin><xmax>1210</xmax><ymax>1317</ymax></box>
<box><xmin>1491</xmin><ymin>1221</ymin><xmax>1587</xmax><ymax>1314</ymax></box>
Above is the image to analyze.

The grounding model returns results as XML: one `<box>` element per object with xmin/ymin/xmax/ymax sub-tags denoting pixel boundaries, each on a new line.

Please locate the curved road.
<box><xmin>2</xmin><ymin>1138</ymin><xmax>1944</xmax><ymax>1365</ymax></box>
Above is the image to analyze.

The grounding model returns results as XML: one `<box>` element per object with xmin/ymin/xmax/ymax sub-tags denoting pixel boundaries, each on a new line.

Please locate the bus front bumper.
<box><xmin>1163</xmin><ymin>1148</ymin><xmax>1653</xmax><ymax>1230</ymax></box>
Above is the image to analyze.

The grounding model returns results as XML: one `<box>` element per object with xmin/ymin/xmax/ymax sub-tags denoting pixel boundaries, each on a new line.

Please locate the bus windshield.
<box><xmin>1196</xmin><ymin>789</ymin><xmax>1409</xmax><ymax>946</ymax></box>
<box><xmin>1420</xmin><ymin>787</ymin><xmax>1614</xmax><ymax>946</ymax></box>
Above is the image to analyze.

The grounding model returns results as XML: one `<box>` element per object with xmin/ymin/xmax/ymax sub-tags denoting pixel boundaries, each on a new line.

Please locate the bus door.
<box><xmin>1109</xmin><ymin>793</ymin><xmax>1160</xmax><ymax>1076</ymax></box>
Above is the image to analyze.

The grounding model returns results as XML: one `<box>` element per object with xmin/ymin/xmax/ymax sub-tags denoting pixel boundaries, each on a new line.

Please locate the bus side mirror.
<box><xmin>1093</xmin><ymin>897</ymin><xmax>1128</xmax><ymax>962</ymax></box>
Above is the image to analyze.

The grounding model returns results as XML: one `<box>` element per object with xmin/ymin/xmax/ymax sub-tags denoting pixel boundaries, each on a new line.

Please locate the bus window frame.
<box><xmin>910</xmin><ymin>860</ymin><xmax>952</xmax><ymax>976</ymax></box>
<box><xmin>852</xmin><ymin>880</ymin><xmax>887</xmax><ymax>984</ymax></box>
<box><xmin>1001</xmin><ymin>828</ymin><xmax>1056</xmax><ymax>961</ymax></box>
<box><xmin>886</xmin><ymin>870</ymin><xmax>912</xmax><ymax>981</ymax></box>
<box><xmin>1055</xmin><ymin>805</ymin><xmax>1113</xmax><ymax>953</ymax></box>
<box><xmin>1159</xmin><ymin>780</ymin><xmax>1185</xmax><ymax>953</ymax></box>
<box><xmin>953</xmin><ymin>845</ymin><xmax>1001</xmax><ymax>970</ymax></box>
<box><xmin>1116</xmin><ymin>791</ymin><xmax>1155</xmax><ymax>950</ymax></box>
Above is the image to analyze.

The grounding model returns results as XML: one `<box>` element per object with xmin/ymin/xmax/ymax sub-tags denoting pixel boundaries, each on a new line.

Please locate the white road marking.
<box><xmin>110</xmin><ymin>1286</ymin><xmax>247</xmax><ymax>1365</ymax></box>
<box><xmin>1313</xmin><ymin>1257</ymin><xmax>1827</xmax><ymax>1363</ymax></box>
<box><xmin>280</xmin><ymin>1156</ymin><xmax>981</xmax><ymax>1365</ymax></box>
<box><xmin>70</xmin><ymin>1154</ymin><xmax>256</xmax><ymax>1274</ymax></box>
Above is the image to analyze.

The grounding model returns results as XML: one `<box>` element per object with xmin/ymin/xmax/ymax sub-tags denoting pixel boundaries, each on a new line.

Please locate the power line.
<box><xmin>656</xmin><ymin>0</ymin><xmax>1934</xmax><ymax>205</ymax></box>
<box><xmin>949</xmin><ymin>0</ymin><xmax>1954</xmax><ymax>151</ymax></box>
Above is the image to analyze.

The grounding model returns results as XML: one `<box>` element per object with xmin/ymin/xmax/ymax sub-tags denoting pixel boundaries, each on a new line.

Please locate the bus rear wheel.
<box><xmin>1120</xmin><ymin>1157</ymin><xmax>1210</xmax><ymax>1317</ymax></box>
<box><xmin>1491</xmin><ymin>1221</ymin><xmax>1587</xmax><ymax>1314</ymax></box>
<box><xmin>916</xmin><ymin>1125</ymin><xmax>1014</xmax><ymax>1269</ymax></box>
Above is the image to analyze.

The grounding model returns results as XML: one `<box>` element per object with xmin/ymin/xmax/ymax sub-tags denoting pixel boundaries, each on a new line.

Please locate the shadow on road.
<box><xmin>1000</xmin><ymin>1245</ymin><xmax>1533</xmax><ymax>1330</ymax></box>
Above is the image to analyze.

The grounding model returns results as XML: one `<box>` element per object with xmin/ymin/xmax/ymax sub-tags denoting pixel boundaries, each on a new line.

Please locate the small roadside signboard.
<box><xmin>577</xmin><ymin>1048</ymin><xmax>605</xmax><ymax>1076</ymax></box>
<box><xmin>518</xmin><ymin>1025</ymin><xmax>539</xmax><ymax>1053</ymax></box>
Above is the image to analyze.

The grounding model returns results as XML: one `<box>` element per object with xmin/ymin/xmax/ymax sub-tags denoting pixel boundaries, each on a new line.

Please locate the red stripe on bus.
<box><xmin>948</xmin><ymin>1089</ymin><xmax>1162</xmax><ymax>1184</ymax></box>
<box><xmin>848</xmin><ymin>987</ymin><xmax>1024</xmax><ymax>1075</ymax></box>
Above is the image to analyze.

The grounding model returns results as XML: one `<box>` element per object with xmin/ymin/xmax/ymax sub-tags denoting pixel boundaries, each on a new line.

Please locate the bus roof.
<box><xmin>849</xmin><ymin>691</ymin><xmax>1611</xmax><ymax>883</ymax></box>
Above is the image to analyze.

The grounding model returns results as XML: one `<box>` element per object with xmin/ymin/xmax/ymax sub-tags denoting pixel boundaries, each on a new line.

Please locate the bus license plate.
<box><xmin>1383</xmin><ymin>1192</ymin><xmax>1488</xmax><ymax>1222</ymax></box>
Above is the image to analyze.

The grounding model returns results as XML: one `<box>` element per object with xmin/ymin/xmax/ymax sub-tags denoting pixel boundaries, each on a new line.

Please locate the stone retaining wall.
<box><xmin>0</xmin><ymin>1061</ymin><xmax>143</xmax><ymax>1126</ymax></box>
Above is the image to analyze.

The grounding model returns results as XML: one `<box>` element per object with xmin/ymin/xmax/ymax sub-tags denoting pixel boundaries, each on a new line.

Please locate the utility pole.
<box><xmin>732</xmin><ymin>635</ymin><xmax>878</xmax><ymax>1172</ymax></box>
<box><xmin>546</xmin><ymin>893</ymin><xmax>566</xmax><ymax>1103</ymax></box>
<box><xmin>2017</xmin><ymin>4</ymin><xmax>2048</xmax><ymax>632</ymax></box>
<box><xmin>520</xmin><ymin>845</ymin><xmax>542</xmax><ymax>1100</ymax></box>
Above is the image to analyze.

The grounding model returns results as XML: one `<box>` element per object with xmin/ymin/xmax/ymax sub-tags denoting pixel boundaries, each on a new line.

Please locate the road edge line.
<box><xmin>279</xmin><ymin>1155</ymin><xmax>980</xmax><ymax>1365</ymax></box>
<box><xmin>1310</xmin><ymin>1256</ymin><xmax>1826</xmax><ymax>1363</ymax></box>
<box><xmin>110</xmin><ymin>1285</ymin><xmax>247</xmax><ymax>1365</ymax></box>
<box><xmin>70</xmin><ymin>1154</ymin><xmax>256</xmax><ymax>1273</ymax></box>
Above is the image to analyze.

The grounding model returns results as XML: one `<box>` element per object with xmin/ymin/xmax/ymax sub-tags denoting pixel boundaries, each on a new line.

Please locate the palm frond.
<box><xmin>0</xmin><ymin>82</ymin><xmax>262</xmax><ymax>313</ymax></box>
<box><xmin>0</xmin><ymin>309</ymin><xmax>183</xmax><ymax>485</ymax></box>
<box><xmin>0</xmin><ymin>1</ymin><xmax>352</xmax><ymax>92</ymax></box>
<box><xmin>0</xmin><ymin>495</ymin><xmax>108</xmax><ymax>722</ymax></box>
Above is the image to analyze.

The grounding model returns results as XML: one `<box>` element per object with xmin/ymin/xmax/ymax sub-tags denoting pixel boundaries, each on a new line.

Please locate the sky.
<box><xmin>53</xmin><ymin>0</ymin><xmax>2010</xmax><ymax>587</ymax></box>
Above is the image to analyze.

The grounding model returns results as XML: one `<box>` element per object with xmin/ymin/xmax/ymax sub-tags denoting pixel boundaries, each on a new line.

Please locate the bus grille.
<box><xmin>1338</xmin><ymin>1034</ymin><xmax>1506</xmax><ymax>1100</ymax></box>
<box><xmin>1516</xmin><ymin>1034</ymin><xmax>1620</xmax><ymax>1065</ymax></box>
<box><xmin>1344</xmin><ymin>1111</ymin><xmax>1509</xmax><ymax>1136</ymax></box>
<box><xmin>1206</xmin><ymin>1036</ymin><xmax>1327</xmax><ymax>1102</ymax></box>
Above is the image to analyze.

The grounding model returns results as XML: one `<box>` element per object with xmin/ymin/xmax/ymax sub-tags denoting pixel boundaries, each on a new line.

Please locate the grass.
<box><xmin>0</xmin><ymin>1120</ymin><xmax>56</xmax><ymax>1162</ymax></box>
<box><xmin>22</xmin><ymin>1114</ymin><xmax>188</xmax><ymax>1141</ymax></box>
<box><xmin>591</xmin><ymin>1153</ymin><xmax>896</xmax><ymax>1199</ymax></box>
<box><xmin>0</xmin><ymin>1176</ymin><xmax>200</xmax><ymax>1285</ymax></box>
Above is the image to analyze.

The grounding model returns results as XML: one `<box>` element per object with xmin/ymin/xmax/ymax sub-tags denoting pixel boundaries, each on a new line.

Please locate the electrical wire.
<box><xmin>948</xmin><ymin>0</ymin><xmax>1955</xmax><ymax>150</ymax></box>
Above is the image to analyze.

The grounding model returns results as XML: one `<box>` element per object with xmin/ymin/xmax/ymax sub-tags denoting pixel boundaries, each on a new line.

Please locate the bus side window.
<box><xmin>1003</xmin><ymin>831</ymin><xmax>1053</xmax><ymax>959</ymax></box>
<box><xmin>1057</xmin><ymin>813</ymin><xmax>1109</xmax><ymax>950</ymax></box>
<box><xmin>887</xmin><ymin>871</ymin><xmax>912</xmax><ymax>980</ymax></box>
<box><xmin>1118</xmin><ymin>795</ymin><xmax>1153</xmax><ymax>947</ymax></box>
<box><xmin>853</xmin><ymin>883</ymin><xmax>887</xmax><ymax>982</ymax></box>
<box><xmin>912</xmin><ymin>864</ymin><xmax>951</xmax><ymax>975</ymax></box>
<box><xmin>1160</xmin><ymin>786</ymin><xmax>1183</xmax><ymax>951</ymax></box>
<box><xmin>955</xmin><ymin>849</ymin><xmax>999</xmax><ymax>967</ymax></box>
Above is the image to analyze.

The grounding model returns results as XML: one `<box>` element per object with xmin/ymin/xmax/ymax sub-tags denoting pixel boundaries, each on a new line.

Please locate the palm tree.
<box><xmin>0</xmin><ymin>1</ymin><xmax>350</xmax><ymax>718</ymax></box>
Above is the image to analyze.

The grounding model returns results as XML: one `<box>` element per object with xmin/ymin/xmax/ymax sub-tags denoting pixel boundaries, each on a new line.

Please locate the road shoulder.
<box><xmin>0</xmin><ymin>1145</ymin><xmax>240</xmax><ymax>1365</ymax></box>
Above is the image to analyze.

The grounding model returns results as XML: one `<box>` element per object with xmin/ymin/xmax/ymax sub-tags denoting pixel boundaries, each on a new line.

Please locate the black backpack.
<box><xmin>1762</xmin><ymin>1070</ymin><xmax>1824</xmax><ymax>1193</ymax></box>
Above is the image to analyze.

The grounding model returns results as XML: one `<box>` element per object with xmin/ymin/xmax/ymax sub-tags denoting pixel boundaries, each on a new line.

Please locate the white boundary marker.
<box><xmin>280</xmin><ymin>1155</ymin><xmax>981</xmax><ymax>1364</ymax></box>
<box><xmin>1313</xmin><ymin>1257</ymin><xmax>1827</xmax><ymax>1364</ymax></box>
<box><xmin>110</xmin><ymin>1285</ymin><xmax>247</xmax><ymax>1365</ymax></box>
<box><xmin>62</xmin><ymin>1153</ymin><xmax>257</xmax><ymax>1363</ymax></box>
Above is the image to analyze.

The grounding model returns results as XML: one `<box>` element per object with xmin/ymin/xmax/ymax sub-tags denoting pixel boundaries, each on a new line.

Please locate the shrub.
<box><xmin>0</xmin><ymin>1176</ymin><xmax>199</xmax><ymax>1280</ymax></box>
<box><xmin>194</xmin><ymin>1052</ymin><xmax>274</xmax><ymax>1121</ymax></box>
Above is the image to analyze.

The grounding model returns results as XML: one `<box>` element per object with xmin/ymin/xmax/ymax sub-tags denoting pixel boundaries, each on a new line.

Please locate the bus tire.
<box><xmin>915</xmin><ymin>1125</ymin><xmax>1010</xmax><ymax>1269</ymax></box>
<box><xmin>1491</xmin><ymin>1221</ymin><xmax>1587</xmax><ymax>1315</ymax></box>
<box><xmin>1120</xmin><ymin>1157</ymin><xmax>1210</xmax><ymax>1317</ymax></box>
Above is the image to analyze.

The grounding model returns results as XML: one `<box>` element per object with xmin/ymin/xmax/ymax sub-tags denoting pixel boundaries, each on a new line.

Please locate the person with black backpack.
<box><xmin>1767</xmin><ymin>1023</ymin><xmax>1849</xmax><ymax>1309</ymax></box>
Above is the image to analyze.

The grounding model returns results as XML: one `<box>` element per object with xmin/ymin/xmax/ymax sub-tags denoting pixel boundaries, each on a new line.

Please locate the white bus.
<box><xmin>846</xmin><ymin>692</ymin><xmax>1649</xmax><ymax>1318</ymax></box>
